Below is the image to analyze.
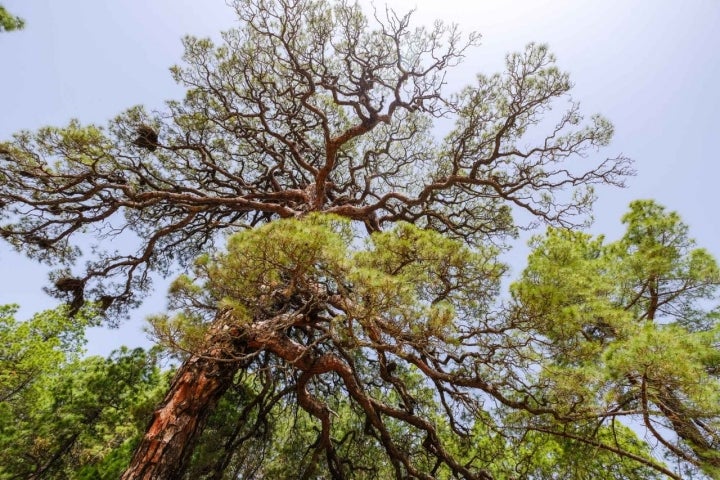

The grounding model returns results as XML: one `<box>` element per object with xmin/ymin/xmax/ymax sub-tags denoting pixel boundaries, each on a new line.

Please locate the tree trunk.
<box><xmin>121</xmin><ymin>314</ymin><xmax>249</xmax><ymax>480</ymax></box>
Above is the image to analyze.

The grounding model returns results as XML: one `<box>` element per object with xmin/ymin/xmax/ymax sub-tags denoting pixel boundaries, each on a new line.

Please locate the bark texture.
<box><xmin>121</xmin><ymin>318</ymin><xmax>247</xmax><ymax>480</ymax></box>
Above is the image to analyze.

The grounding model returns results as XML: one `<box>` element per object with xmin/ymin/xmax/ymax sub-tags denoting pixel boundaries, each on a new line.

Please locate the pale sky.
<box><xmin>1</xmin><ymin>0</ymin><xmax>719</xmax><ymax>355</ymax></box>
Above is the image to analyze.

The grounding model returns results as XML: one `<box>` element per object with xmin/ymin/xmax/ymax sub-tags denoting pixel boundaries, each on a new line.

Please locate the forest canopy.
<box><xmin>0</xmin><ymin>0</ymin><xmax>717</xmax><ymax>479</ymax></box>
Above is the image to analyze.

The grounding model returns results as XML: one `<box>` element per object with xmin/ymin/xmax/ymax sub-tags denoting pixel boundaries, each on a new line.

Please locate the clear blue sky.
<box><xmin>1</xmin><ymin>0</ymin><xmax>719</xmax><ymax>355</ymax></box>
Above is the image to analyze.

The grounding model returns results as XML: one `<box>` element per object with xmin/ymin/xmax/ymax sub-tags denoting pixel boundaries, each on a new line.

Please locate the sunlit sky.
<box><xmin>1</xmin><ymin>0</ymin><xmax>719</xmax><ymax>355</ymax></box>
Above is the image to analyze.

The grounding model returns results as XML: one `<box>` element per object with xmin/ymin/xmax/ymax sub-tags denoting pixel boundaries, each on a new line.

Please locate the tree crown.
<box><xmin>0</xmin><ymin>0</ymin><xmax>630</xmax><ymax>318</ymax></box>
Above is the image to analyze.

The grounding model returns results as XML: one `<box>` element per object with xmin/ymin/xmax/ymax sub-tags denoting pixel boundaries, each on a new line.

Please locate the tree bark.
<box><xmin>121</xmin><ymin>314</ymin><xmax>249</xmax><ymax>480</ymax></box>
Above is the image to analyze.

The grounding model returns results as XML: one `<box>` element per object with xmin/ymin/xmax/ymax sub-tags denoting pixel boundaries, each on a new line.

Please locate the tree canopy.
<box><xmin>145</xmin><ymin>205</ymin><xmax>718</xmax><ymax>478</ymax></box>
<box><xmin>0</xmin><ymin>0</ymin><xmax>630</xmax><ymax>319</ymax></box>
<box><xmin>3</xmin><ymin>201</ymin><xmax>717</xmax><ymax>478</ymax></box>
<box><xmin>0</xmin><ymin>0</ymin><xmax>716</xmax><ymax>479</ymax></box>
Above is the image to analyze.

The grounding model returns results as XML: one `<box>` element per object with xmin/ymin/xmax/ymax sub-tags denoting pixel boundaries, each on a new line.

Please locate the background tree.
<box><xmin>0</xmin><ymin>5</ymin><xmax>23</xmax><ymax>32</ymax></box>
<box><xmin>0</xmin><ymin>305</ymin><xmax>89</xmax><ymax>408</ymax></box>
<box><xmin>512</xmin><ymin>200</ymin><xmax>720</xmax><ymax>478</ymax></box>
<box><xmin>0</xmin><ymin>305</ymin><xmax>168</xmax><ymax>479</ymax></box>
<box><xmin>0</xmin><ymin>0</ymin><xmax>635</xmax><ymax>478</ymax></box>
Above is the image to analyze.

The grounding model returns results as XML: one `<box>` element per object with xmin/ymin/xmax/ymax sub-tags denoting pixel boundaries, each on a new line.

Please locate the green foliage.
<box><xmin>0</xmin><ymin>0</ymin><xmax>705</xmax><ymax>476</ymax></box>
<box><xmin>512</xmin><ymin>424</ymin><xmax>665</xmax><ymax>479</ymax></box>
<box><xmin>614</xmin><ymin>200</ymin><xmax>720</xmax><ymax>329</ymax></box>
<box><xmin>0</xmin><ymin>304</ymin><xmax>94</xmax><ymax>404</ymax></box>
<box><xmin>160</xmin><ymin>215</ymin><xmax>504</xmax><ymax>356</ymax></box>
<box><xmin>604</xmin><ymin>324</ymin><xmax>720</xmax><ymax>410</ymax></box>
<box><xmin>211</xmin><ymin>214</ymin><xmax>353</xmax><ymax>318</ymax></box>
<box><xmin>0</xmin><ymin>5</ymin><xmax>24</xmax><ymax>32</ymax></box>
<box><xmin>6</xmin><ymin>199</ymin><xmax>717</xmax><ymax>478</ymax></box>
<box><xmin>514</xmin><ymin>228</ymin><xmax>632</xmax><ymax>361</ymax></box>
<box><xmin>152</xmin><ymin>213</ymin><xmax>677</xmax><ymax>478</ymax></box>
<box><xmin>154</xmin><ymin>216</ymin><xmax>511</xmax><ymax>477</ymax></box>
<box><xmin>513</xmin><ymin>200</ymin><xmax>720</xmax><ymax>477</ymax></box>
<box><xmin>0</xmin><ymin>305</ymin><xmax>168</xmax><ymax>479</ymax></box>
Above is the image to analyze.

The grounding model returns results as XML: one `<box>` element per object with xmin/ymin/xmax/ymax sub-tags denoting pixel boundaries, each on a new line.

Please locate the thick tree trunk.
<box><xmin>121</xmin><ymin>311</ymin><xmax>337</xmax><ymax>479</ymax></box>
<box><xmin>121</xmin><ymin>314</ymin><xmax>249</xmax><ymax>480</ymax></box>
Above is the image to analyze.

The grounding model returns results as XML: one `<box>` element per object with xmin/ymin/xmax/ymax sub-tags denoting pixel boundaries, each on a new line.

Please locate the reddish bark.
<box><xmin>121</xmin><ymin>319</ymin><xmax>248</xmax><ymax>480</ymax></box>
